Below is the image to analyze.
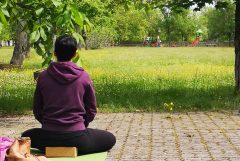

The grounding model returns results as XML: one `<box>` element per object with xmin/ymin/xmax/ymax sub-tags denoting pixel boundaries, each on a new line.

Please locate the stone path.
<box><xmin>0</xmin><ymin>112</ymin><xmax>240</xmax><ymax>161</ymax></box>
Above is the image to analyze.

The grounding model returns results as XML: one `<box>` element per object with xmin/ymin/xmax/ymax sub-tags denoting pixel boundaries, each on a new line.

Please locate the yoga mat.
<box><xmin>49</xmin><ymin>152</ymin><xmax>107</xmax><ymax>161</ymax></box>
<box><xmin>31</xmin><ymin>149</ymin><xmax>107</xmax><ymax>161</ymax></box>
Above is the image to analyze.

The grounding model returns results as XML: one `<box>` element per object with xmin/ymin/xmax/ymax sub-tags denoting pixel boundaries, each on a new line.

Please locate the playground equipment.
<box><xmin>192</xmin><ymin>37</ymin><xmax>201</xmax><ymax>46</ymax></box>
<box><xmin>143</xmin><ymin>36</ymin><xmax>160</xmax><ymax>47</ymax></box>
<box><xmin>192</xmin><ymin>29</ymin><xmax>203</xmax><ymax>47</ymax></box>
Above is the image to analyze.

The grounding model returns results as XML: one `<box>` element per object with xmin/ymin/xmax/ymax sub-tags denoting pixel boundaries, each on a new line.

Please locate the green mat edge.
<box><xmin>49</xmin><ymin>152</ymin><xmax>107</xmax><ymax>161</ymax></box>
<box><xmin>31</xmin><ymin>149</ymin><xmax>107</xmax><ymax>161</ymax></box>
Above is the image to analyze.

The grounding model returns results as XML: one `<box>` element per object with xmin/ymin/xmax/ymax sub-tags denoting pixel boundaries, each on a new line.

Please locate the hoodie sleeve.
<box><xmin>33</xmin><ymin>79</ymin><xmax>44</xmax><ymax>124</ymax></box>
<box><xmin>83</xmin><ymin>79</ymin><xmax>97</xmax><ymax>127</ymax></box>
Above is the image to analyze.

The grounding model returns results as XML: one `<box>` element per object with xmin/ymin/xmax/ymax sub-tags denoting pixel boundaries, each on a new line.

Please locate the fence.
<box><xmin>0</xmin><ymin>40</ymin><xmax>14</xmax><ymax>47</ymax></box>
<box><xmin>118</xmin><ymin>41</ymin><xmax>235</xmax><ymax>47</ymax></box>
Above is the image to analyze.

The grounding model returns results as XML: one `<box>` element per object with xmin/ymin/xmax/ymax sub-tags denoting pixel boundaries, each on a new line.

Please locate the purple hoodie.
<box><xmin>33</xmin><ymin>61</ymin><xmax>97</xmax><ymax>131</ymax></box>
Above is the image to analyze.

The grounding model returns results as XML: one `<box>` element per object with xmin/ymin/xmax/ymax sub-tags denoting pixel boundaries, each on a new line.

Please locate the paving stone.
<box><xmin>0</xmin><ymin>112</ymin><xmax>240</xmax><ymax>160</ymax></box>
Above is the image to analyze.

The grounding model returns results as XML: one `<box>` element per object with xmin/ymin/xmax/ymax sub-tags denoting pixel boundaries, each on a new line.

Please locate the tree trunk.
<box><xmin>167</xmin><ymin>25</ymin><xmax>170</xmax><ymax>47</ymax></box>
<box><xmin>228</xmin><ymin>33</ymin><xmax>231</xmax><ymax>47</ymax></box>
<box><xmin>235</xmin><ymin>0</ymin><xmax>240</xmax><ymax>92</ymax></box>
<box><xmin>82</xmin><ymin>30</ymin><xmax>88</xmax><ymax>50</ymax></box>
<box><xmin>10</xmin><ymin>22</ymin><xmax>30</xmax><ymax>65</ymax></box>
<box><xmin>181</xmin><ymin>33</ymin><xmax>184</xmax><ymax>46</ymax></box>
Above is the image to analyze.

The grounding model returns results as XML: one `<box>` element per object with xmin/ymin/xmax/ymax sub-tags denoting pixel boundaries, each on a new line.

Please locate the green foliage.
<box><xmin>172</xmin><ymin>11</ymin><xmax>198</xmax><ymax>41</ymax></box>
<box><xmin>114</xmin><ymin>8</ymin><xmax>161</xmax><ymax>42</ymax></box>
<box><xmin>115</xmin><ymin>8</ymin><xmax>150</xmax><ymax>42</ymax></box>
<box><xmin>0</xmin><ymin>0</ymin><xmax>9</xmax><ymax>31</ymax></box>
<box><xmin>168</xmin><ymin>0</ymin><xmax>231</xmax><ymax>11</ymax></box>
<box><xmin>78</xmin><ymin>0</ymin><xmax>109</xmax><ymax>19</ymax></box>
<box><xmin>87</xmin><ymin>25</ymin><xmax>117</xmax><ymax>49</ymax></box>
<box><xmin>3</xmin><ymin>0</ymin><xmax>92</xmax><ymax>66</ymax></box>
<box><xmin>78</xmin><ymin>3</ymin><xmax>163</xmax><ymax>48</ymax></box>
<box><xmin>204</xmin><ymin>3</ymin><xmax>235</xmax><ymax>41</ymax></box>
<box><xmin>160</xmin><ymin>9</ymin><xmax>199</xmax><ymax>42</ymax></box>
<box><xmin>0</xmin><ymin>24</ymin><xmax>12</xmax><ymax>40</ymax></box>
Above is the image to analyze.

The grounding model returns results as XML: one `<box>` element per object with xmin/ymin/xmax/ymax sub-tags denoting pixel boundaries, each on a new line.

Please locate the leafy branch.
<box><xmin>1</xmin><ymin>0</ymin><xmax>92</xmax><ymax>67</ymax></box>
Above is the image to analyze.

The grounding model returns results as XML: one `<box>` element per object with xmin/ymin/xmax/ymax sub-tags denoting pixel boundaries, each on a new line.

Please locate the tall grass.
<box><xmin>0</xmin><ymin>47</ymin><xmax>238</xmax><ymax>112</ymax></box>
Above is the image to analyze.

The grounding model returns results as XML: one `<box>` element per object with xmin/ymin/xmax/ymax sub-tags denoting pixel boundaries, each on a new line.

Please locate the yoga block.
<box><xmin>46</xmin><ymin>147</ymin><xmax>78</xmax><ymax>157</ymax></box>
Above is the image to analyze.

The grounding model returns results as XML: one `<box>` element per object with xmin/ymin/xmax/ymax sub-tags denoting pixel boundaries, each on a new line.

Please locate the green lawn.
<box><xmin>0</xmin><ymin>47</ymin><xmax>238</xmax><ymax>113</ymax></box>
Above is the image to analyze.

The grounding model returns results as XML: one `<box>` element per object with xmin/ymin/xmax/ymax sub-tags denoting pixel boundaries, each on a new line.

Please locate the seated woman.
<box><xmin>22</xmin><ymin>35</ymin><xmax>116</xmax><ymax>155</ymax></box>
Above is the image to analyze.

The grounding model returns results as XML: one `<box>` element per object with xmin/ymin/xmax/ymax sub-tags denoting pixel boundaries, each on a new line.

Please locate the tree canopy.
<box><xmin>0</xmin><ymin>0</ymin><xmax>92</xmax><ymax>66</ymax></box>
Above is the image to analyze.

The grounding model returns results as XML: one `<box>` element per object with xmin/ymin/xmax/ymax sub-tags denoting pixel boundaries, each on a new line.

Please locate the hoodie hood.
<box><xmin>47</xmin><ymin>62</ymin><xmax>84</xmax><ymax>84</ymax></box>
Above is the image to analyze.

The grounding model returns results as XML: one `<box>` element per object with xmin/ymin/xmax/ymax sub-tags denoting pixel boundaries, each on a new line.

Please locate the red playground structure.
<box><xmin>191</xmin><ymin>29</ymin><xmax>203</xmax><ymax>47</ymax></box>
<box><xmin>192</xmin><ymin>37</ymin><xmax>201</xmax><ymax>47</ymax></box>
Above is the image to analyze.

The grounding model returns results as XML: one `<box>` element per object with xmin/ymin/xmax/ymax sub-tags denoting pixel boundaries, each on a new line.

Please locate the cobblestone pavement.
<box><xmin>0</xmin><ymin>112</ymin><xmax>240</xmax><ymax>161</ymax></box>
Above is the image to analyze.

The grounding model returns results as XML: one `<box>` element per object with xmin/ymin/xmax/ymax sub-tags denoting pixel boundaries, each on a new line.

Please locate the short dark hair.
<box><xmin>54</xmin><ymin>35</ymin><xmax>77</xmax><ymax>61</ymax></box>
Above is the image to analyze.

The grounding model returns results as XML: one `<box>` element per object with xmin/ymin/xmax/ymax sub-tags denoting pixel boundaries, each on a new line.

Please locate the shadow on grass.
<box><xmin>96</xmin><ymin>82</ymin><xmax>239</xmax><ymax>112</ymax></box>
<box><xmin>0</xmin><ymin>81</ymin><xmax>239</xmax><ymax>113</ymax></box>
<box><xmin>0</xmin><ymin>87</ymin><xmax>34</xmax><ymax>113</ymax></box>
